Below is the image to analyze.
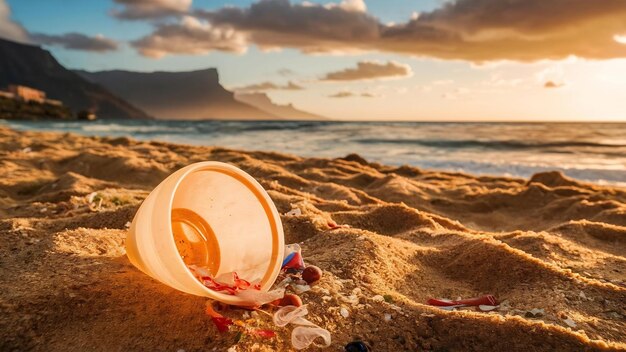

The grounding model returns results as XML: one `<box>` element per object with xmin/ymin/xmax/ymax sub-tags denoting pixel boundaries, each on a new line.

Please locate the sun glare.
<box><xmin>614</xmin><ymin>34</ymin><xmax>626</xmax><ymax>44</ymax></box>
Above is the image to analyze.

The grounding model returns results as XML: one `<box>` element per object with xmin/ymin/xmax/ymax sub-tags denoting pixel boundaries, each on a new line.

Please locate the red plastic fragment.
<box><xmin>199</xmin><ymin>272</ymin><xmax>261</xmax><ymax>295</ymax></box>
<box><xmin>211</xmin><ymin>316</ymin><xmax>234</xmax><ymax>333</ymax></box>
<box><xmin>427</xmin><ymin>295</ymin><xmax>498</xmax><ymax>307</ymax></box>
<box><xmin>282</xmin><ymin>252</ymin><xmax>305</xmax><ymax>270</ymax></box>
<box><xmin>205</xmin><ymin>303</ymin><xmax>234</xmax><ymax>333</ymax></box>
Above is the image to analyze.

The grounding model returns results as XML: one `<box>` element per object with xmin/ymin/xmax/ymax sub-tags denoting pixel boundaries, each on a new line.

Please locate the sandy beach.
<box><xmin>0</xmin><ymin>126</ymin><xmax>624</xmax><ymax>351</ymax></box>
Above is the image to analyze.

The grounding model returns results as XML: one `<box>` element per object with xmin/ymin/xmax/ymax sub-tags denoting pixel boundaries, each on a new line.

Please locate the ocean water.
<box><xmin>4</xmin><ymin>120</ymin><xmax>626</xmax><ymax>185</ymax></box>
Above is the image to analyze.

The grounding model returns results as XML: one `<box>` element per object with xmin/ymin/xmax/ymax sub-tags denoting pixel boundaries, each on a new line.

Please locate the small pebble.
<box><xmin>340</xmin><ymin>307</ymin><xmax>350</xmax><ymax>318</ymax></box>
<box><xmin>372</xmin><ymin>295</ymin><xmax>384</xmax><ymax>302</ymax></box>
<box><xmin>563</xmin><ymin>317</ymin><xmax>577</xmax><ymax>328</ymax></box>
<box><xmin>384</xmin><ymin>313</ymin><xmax>392</xmax><ymax>321</ymax></box>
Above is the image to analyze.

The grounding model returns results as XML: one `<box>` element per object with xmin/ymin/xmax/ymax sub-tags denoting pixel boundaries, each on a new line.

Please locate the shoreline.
<box><xmin>4</xmin><ymin>120</ymin><xmax>626</xmax><ymax>187</ymax></box>
<box><xmin>0</xmin><ymin>126</ymin><xmax>624</xmax><ymax>351</ymax></box>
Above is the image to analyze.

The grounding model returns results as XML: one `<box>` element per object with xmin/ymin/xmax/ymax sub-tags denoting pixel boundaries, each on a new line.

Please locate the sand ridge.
<box><xmin>0</xmin><ymin>127</ymin><xmax>624</xmax><ymax>351</ymax></box>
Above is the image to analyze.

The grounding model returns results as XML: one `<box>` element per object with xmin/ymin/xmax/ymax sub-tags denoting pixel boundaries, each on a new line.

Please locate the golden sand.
<box><xmin>0</xmin><ymin>127</ymin><xmax>624</xmax><ymax>351</ymax></box>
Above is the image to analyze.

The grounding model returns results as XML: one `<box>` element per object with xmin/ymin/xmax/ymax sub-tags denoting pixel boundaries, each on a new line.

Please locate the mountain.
<box><xmin>75</xmin><ymin>69</ymin><xmax>279</xmax><ymax>120</ymax></box>
<box><xmin>234</xmin><ymin>92</ymin><xmax>326</xmax><ymax>120</ymax></box>
<box><xmin>0</xmin><ymin>37</ymin><xmax>149</xmax><ymax>119</ymax></box>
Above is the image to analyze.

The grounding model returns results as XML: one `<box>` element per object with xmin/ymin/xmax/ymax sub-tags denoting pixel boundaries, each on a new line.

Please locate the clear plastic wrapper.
<box><xmin>273</xmin><ymin>305</ymin><xmax>315</xmax><ymax>327</ymax></box>
<box><xmin>291</xmin><ymin>326</ymin><xmax>332</xmax><ymax>350</ymax></box>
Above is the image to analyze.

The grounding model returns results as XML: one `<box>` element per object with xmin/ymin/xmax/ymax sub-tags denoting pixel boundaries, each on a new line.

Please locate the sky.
<box><xmin>2</xmin><ymin>0</ymin><xmax>626</xmax><ymax>121</ymax></box>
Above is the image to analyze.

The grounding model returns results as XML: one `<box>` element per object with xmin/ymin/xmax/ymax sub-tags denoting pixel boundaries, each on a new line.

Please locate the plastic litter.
<box><xmin>189</xmin><ymin>268</ymin><xmax>262</xmax><ymax>295</ymax></box>
<box><xmin>205</xmin><ymin>302</ymin><xmax>234</xmax><ymax>333</ymax></box>
<box><xmin>282</xmin><ymin>244</ymin><xmax>305</xmax><ymax>271</ymax></box>
<box><xmin>273</xmin><ymin>305</ymin><xmax>315</xmax><ymax>327</ymax></box>
<box><xmin>285</xmin><ymin>208</ymin><xmax>302</xmax><ymax>216</ymax></box>
<box><xmin>478</xmin><ymin>305</ymin><xmax>498</xmax><ymax>312</ymax></box>
<box><xmin>327</xmin><ymin>221</ymin><xmax>350</xmax><ymax>230</ymax></box>
<box><xmin>273</xmin><ymin>305</ymin><xmax>331</xmax><ymax>349</ymax></box>
<box><xmin>235</xmin><ymin>288</ymin><xmax>286</xmax><ymax>307</ymax></box>
<box><xmin>291</xmin><ymin>326</ymin><xmax>332</xmax><ymax>350</ymax></box>
<box><xmin>563</xmin><ymin>316</ymin><xmax>577</xmax><ymax>328</ymax></box>
<box><xmin>126</xmin><ymin>162</ymin><xmax>285</xmax><ymax>307</ymax></box>
<box><xmin>525</xmin><ymin>308</ymin><xmax>545</xmax><ymax>318</ymax></box>
<box><xmin>427</xmin><ymin>294</ymin><xmax>498</xmax><ymax>307</ymax></box>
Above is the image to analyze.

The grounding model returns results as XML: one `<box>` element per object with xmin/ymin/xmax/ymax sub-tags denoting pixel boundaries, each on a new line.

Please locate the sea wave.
<box><xmin>354</xmin><ymin>138</ymin><xmax>626</xmax><ymax>150</ymax></box>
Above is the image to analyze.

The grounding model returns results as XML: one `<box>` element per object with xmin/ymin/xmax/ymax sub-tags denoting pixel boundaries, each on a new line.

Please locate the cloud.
<box><xmin>131</xmin><ymin>16</ymin><xmax>247</xmax><ymax>58</ymax></box>
<box><xmin>322</xmin><ymin>0</ymin><xmax>367</xmax><ymax>13</ymax></box>
<box><xmin>379</xmin><ymin>0</ymin><xmax>626</xmax><ymax>61</ymax></box>
<box><xmin>194</xmin><ymin>0</ymin><xmax>379</xmax><ymax>54</ymax></box>
<box><xmin>0</xmin><ymin>0</ymin><xmax>30</xmax><ymax>43</ymax></box>
<box><xmin>31</xmin><ymin>32</ymin><xmax>119</xmax><ymax>52</ymax></box>
<box><xmin>320</xmin><ymin>60</ymin><xmax>412</xmax><ymax>81</ymax></box>
<box><xmin>132</xmin><ymin>0</ymin><xmax>626</xmax><ymax>61</ymax></box>
<box><xmin>328</xmin><ymin>90</ymin><xmax>376</xmax><ymax>98</ymax></box>
<box><xmin>544</xmin><ymin>81</ymin><xmax>564</xmax><ymax>88</ymax></box>
<box><xmin>234</xmin><ymin>80</ymin><xmax>303</xmax><ymax>92</ymax></box>
<box><xmin>111</xmin><ymin>0</ymin><xmax>192</xmax><ymax>20</ymax></box>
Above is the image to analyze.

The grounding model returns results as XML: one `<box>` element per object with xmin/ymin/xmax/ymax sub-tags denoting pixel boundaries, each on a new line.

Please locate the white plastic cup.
<box><xmin>126</xmin><ymin>162</ymin><xmax>285</xmax><ymax>306</ymax></box>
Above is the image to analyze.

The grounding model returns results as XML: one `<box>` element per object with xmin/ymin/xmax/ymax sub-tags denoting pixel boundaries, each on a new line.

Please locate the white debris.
<box><xmin>125</xmin><ymin>221</ymin><xmax>132</xmax><ymax>228</ymax></box>
<box><xmin>341</xmin><ymin>295</ymin><xmax>359</xmax><ymax>305</ymax></box>
<box><xmin>21</xmin><ymin>147</ymin><xmax>32</xmax><ymax>153</ymax></box>
<box><xmin>478</xmin><ymin>305</ymin><xmax>499</xmax><ymax>312</ymax></box>
<box><xmin>563</xmin><ymin>317</ymin><xmax>577</xmax><ymax>328</ymax></box>
<box><xmin>525</xmin><ymin>308</ymin><xmax>545</xmax><ymax>318</ymax></box>
<box><xmin>340</xmin><ymin>307</ymin><xmax>349</xmax><ymax>318</ymax></box>
<box><xmin>384</xmin><ymin>313</ymin><xmax>392</xmax><ymax>321</ymax></box>
<box><xmin>579</xmin><ymin>291</ymin><xmax>587</xmax><ymax>300</ymax></box>
<box><xmin>86</xmin><ymin>192</ymin><xmax>98</xmax><ymax>203</ymax></box>
<box><xmin>293</xmin><ymin>284</ymin><xmax>311</xmax><ymax>294</ymax></box>
<box><xmin>227</xmin><ymin>346</ymin><xmax>237</xmax><ymax>352</ymax></box>
<box><xmin>40</xmin><ymin>207</ymin><xmax>48</xmax><ymax>213</ymax></box>
<box><xmin>372</xmin><ymin>295</ymin><xmax>385</xmax><ymax>302</ymax></box>
<box><xmin>285</xmin><ymin>208</ymin><xmax>302</xmax><ymax>216</ymax></box>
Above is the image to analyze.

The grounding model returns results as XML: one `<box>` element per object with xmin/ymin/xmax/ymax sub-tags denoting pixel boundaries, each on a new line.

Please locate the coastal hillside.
<box><xmin>235</xmin><ymin>92</ymin><xmax>326</xmax><ymax>120</ymax></box>
<box><xmin>76</xmin><ymin>69</ymin><xmax>281</xmax><ymax>120</ymax></box>
<box><xmin>0</xmin><ymin>38</ymin><xmax>149</xmax><ymax>120</ymax></box>
<box><xmin>0</xmin><ymin>127</ymin><xmax>624</xmax><ymax>351</ymax></box>
<box><xmin>0</xmin><ymin>96</ymin><xmax>72</xmax><ymax>120</ymax></box>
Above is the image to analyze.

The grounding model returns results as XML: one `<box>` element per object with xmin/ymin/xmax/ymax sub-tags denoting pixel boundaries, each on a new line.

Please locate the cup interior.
<box><xmin>171</xmin><ymin>167</ymin><xmax>278</xmax><ymax>284</ymax></box>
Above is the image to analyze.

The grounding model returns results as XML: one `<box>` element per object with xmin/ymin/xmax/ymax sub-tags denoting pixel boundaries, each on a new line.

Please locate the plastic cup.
<box><xmin>126</xmin><ymin>161</ymin><xmax>285</xmax><ymax>306</ymax></box>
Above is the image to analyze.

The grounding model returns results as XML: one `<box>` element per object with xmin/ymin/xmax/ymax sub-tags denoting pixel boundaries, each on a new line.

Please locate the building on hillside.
<box><xmin>8</xmin><ymin>85</ymin><xmax>46</xmax><ymax>103</ymax></box>
<box><xmin>0</xmin><ymin>90</ymin><xmax>15</xmax><ymax>99</ymax></box>
<box><xmin>1</xmin><ymin>85</ymin><xmax>64</xmax><ymax>107</ymax></box>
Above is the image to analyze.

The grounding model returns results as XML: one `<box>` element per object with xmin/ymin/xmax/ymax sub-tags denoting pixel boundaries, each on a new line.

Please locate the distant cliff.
<box><xmin>76</xmin><ymin>69</ymin><xmax>279</xmax><ymax>120</ymax></box>
<box><xmin>234</xmin><ymin>92</ymin><xmax>326</xmax><ymax>120</ymax></box>
<box><xmin>0</xmin><ymin>37</ymin><xmax>150</xmax><ymax>119</ymax></box>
